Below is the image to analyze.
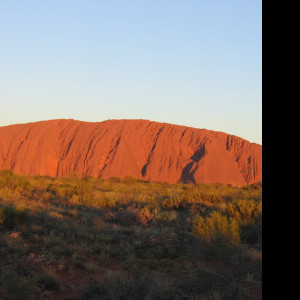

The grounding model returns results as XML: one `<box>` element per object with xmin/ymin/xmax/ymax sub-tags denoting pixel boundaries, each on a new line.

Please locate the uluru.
<box><xmin>0</xmin><ymin>119</ymin><xmax>262</xmax><ymax>186</ymax></box>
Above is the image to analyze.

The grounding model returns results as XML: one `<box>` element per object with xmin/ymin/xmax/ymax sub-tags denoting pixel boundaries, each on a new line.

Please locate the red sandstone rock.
<box><xmin>0</xmin><ymin>119</ymin><xmax>262</xmax><ymax>185</ymax></box>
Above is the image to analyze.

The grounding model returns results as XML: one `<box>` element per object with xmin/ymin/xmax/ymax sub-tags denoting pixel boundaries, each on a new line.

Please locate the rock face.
<box><xmin>0</xmin><ymin>119</ymin><xmax>262</xmax><ymax>185</ymax></box>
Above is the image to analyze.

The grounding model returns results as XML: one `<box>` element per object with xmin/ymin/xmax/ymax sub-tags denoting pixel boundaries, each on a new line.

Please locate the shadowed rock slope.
<box><xmin>0</xmin><ymin>119</ymin><xmax>262</xmax><ymax>185</ymax></box>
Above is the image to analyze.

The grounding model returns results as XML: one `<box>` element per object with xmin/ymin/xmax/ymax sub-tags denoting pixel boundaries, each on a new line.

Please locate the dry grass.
<box><xmin>0</xmin><ymin>170</ymin><xmax>262</xmax><ymax>299</ymax></box>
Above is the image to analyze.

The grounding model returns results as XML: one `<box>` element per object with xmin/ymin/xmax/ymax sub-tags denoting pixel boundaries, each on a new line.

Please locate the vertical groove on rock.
<box><xmin>0</xmin><ymin>119</ymin><xmax>262</xmax><ymax>185</ymax></box>
<box><xmin>141</xmin><ymin>127</ymin><xmax>164</xmax><ymax>177</ymax></box>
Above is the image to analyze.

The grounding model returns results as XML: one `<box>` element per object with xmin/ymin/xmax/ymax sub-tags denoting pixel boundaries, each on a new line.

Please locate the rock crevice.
<box><xmin>0</xmin><ymin>119</ymin><xmax>262</xmax><ymax>185</ymax></box>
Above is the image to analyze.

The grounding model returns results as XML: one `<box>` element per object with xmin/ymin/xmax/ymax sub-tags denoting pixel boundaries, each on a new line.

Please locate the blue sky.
<box><xmin>0</xmin><ymin>0</ymin><xmax>262</xmax><ymax>144</ymax></box>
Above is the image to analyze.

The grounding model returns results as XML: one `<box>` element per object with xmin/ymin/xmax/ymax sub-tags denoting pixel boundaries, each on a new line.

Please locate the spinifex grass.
<box><xmin>0</xmin><ymin>170</ymin><xmax>262</xmax><ymax>299</ymax></box>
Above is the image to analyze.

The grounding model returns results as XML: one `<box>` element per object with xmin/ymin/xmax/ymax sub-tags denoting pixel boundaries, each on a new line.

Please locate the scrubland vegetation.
<box><xmin>0</xmin><ymin>170</ymin><xmax>262</xmax><ymax>299</ymax></box>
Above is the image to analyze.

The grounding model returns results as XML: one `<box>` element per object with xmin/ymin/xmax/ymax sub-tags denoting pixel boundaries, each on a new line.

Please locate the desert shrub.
<box><xmin>108</xmin><ymin>176</ymin><xmax>121</xmax><ymax>183</ymax></box>
<box><xmin>115</xmin><ymin>209</ymin><xmax>142</xmax><ymax>226</ymax></box>
<box><xmin>193</xmin><ymin>212</ymin><xmax>243</xmax><ymax>262</ymax></box>
<box><xmin>0</xmin><ymin>270</ymin><xmax>35</xmax><ymax>300</ymax></box>
<box><xmin>122</xmin><ymin>206</ymin><xmax>156</xmax><ymax>225</ymax></box>
<box><xmin>56</xmin><ymin>186</ymin><xmax>75</xmax><ymax>200</ymax></box>
<box><xmin>194</xmin><ymin>211</ymin><xmax>240</xmax><ymax>246</ymax></box>
<box><xmin>83</xmin><ymin>175</ymin><xmax>94</xmax><ymax>182</ymax></box>
<box><xmin>0</xmin><ymin>205</ymin><xmax>29</xmax><ymax>228</ymax></box>
<box><xmin>137</xmin><ymin>207</ymin><xmax>155</xmax><ymax>224</ymax></box>
<box><xmin>199</xmin><ymin>192</ymin><xmax>224</xmax><ymax>204</ymax></box>
<box><xmin>226</xmin><ymin>199</ymin><xmax>262</xmax><ymax>244</ymax></box>
<box><xmin>68</xmin><ymin>194</ymin><xmax>78</xmax><ymax>205</ymax></box>
<box><xmin>93</xmin><ymin>193</ymin><xmax>116</xmax><ymax>208</ymax></box>
<box><xmin>0</xmin><ymin>170</ymin><xmax>32</xmax><ymax>197</ymax></box>
<box><xmin>0</xmin><ymin>172</ymin><xmax>262</xmax><ymax>299</ymax></box>
<box><xmin>104</xmin><ymin>211</ymin><xmax>117</xmax><ymax>222</ymax></box>
<box><xmin>0</xmin><ymin>170</ymin><xmax>29</xmax><ymax>191</ymax></box>
<box><xmin>226</xmin><ymin>199</ymin><xmax>262</xmax><ymax>224</ymax></box>
<box><xmin>240</xmin><ymin>218</ymin><xmax>262</xmax><ymax>244</ymax></box>
<box><xmin>29</xmin><ymin>187</ymin><xmax>48</xmax><ymax>202</ymax></box>
<box><xmin>154</xmin><ymin>210</ymin><xmax>179</xmax><ymax>225</ymax></box>
<box><xmin>162</xmin><ymin>195</ymin><xmax>187</xmax><ymax>210</ymax></box>
<box><xmin>37</xmin><ymin>271</ymin><xmax>60</xmax><ymax>291</ymax></box>
<box><xmin>91</xmin><ymin>216</ymin><xmax>105</xmax><ymax>229</ymax></box>
<box><xmin>102</xmin><ymin>205</ymin><xmax>153</xmax><ymax>226</ymax></box>
<box><xmin>122</xmin><ymin>175</ymin><xmax>137</xmax><ymax>185</ymax></box>
<box><xmin>0</xmin><ymin>187</ymin><xmax>21</xmax><ymax>199</ymax></box>
<box><xmin>40</xmin><ymin>191</ymin><xmax>52</xmax><ymax>202</ymax></box>
<box><xmin>81</xmin><ymin>271</ymin><xmax>172</xmax><ymax>300</ymax></box>
<box><xmin>66</xmin><ymin>182</ymin><xmax>106</xmax><ymax>207</ymax></box>
<box><xmin>75</xmin><ymin>181</ymin><xmax>94</xmax><ymax>197</ymax></box>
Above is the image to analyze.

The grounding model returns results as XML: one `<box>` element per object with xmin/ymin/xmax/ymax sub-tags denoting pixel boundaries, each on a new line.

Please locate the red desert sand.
<box><xmin>0</xmin><ymin>119</ymin><xmax>262</xmax><ymax>185</ymax></box>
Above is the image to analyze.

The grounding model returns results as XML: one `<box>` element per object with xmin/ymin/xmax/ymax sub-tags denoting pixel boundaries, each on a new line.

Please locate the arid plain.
<box><xmin>0</xmin><ymin>120</ymin><xmax>262</xmax><ymax>299</ymax></box>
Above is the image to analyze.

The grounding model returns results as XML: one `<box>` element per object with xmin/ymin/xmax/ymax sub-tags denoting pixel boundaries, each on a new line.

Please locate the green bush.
<box><xmin>193</xmin><ymin>211</ymin><xmax>243</xmax><ymax>263</ymax></box>
<box><xmin>0</xmin><ymin>205</ymin><xmax>29</xmax><ymax>228</ymax></box>
<box><xmin>0</xmin><ymin>170</ymin><xmax>31</xmax><ymax>192</ymax></box>
<box><xmin>226</xmin><ymin>199</ymin><xmax>262</xmax><ymax>244</ymax></box>
<box><xmin>226</xmin><ymin>199</ymin><xmax>262</xmax><ymax>224</ymax></box>
<box><xmin>162</xmin><ymin>196</ymin><xmax>182</xmax><ymax>210</ymax></box>
<box><xmin>194</xmin><ymin>211</ymin><xmax>240</xmax><ymax>246</ymax></box>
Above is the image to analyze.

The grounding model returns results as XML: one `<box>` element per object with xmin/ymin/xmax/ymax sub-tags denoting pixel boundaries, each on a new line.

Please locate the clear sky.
<box><xmin>0</xmin><ymin>0</ymin><xmax>262</xmax><ymax>144</ymax></box>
